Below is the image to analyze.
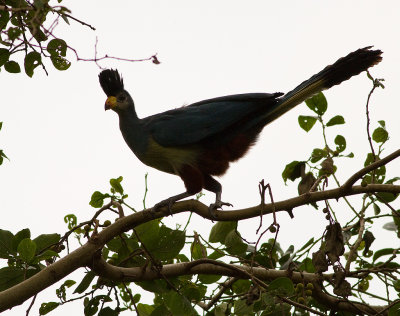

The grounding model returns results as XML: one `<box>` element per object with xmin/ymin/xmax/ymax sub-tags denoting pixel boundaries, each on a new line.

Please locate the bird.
<box><xmin>99</xmin><ymin>46</ymin><xmax>382</xmax><ymax>218</ymax></box>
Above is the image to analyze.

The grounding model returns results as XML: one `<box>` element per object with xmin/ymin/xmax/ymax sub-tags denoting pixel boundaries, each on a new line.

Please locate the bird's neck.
<box><xmin>118</xmin><ymin>110</ymin><xmax>148</xmax><ymax>159</ymax></box>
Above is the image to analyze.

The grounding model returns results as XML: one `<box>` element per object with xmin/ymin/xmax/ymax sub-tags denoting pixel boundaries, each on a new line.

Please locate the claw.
<box><xmin>152</xmin><ymin>198</ymin><xmax>175</xmax><ymax>216</ymax></box>
<box><xmin>208</xmin><ymin>200</ymin><xmax>233</xmax><ymax>219</ymax></box>
<box><xmin>150</xmin><ymin>192</ymin><xmax>192</xmax><ymax>217</ymax></box>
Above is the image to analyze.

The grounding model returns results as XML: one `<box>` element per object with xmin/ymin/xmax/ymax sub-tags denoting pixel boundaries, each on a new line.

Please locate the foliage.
<box><xmin>0</xmin><ymin>0</ymin><xmax>76</xmax><ymax>76</ymax></box>
<box><xmin>1</xmin><ymin>78</ymin><xmax>400</xmax><ymax>315</ymax></box>
<box><xmin>0</xmin><ymin>1</ymin><xmax>159</xmax><ymax>77</ymax></box>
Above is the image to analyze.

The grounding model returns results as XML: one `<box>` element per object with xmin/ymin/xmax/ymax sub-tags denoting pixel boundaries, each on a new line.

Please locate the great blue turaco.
<box><xmin>99</xmin><ymin>46</ymin><xmax>382</xmax><ymax>218</ymax></box>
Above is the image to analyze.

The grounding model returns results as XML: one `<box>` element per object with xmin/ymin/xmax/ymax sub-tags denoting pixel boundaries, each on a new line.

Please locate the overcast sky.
<box><xmin>1</xmin><ymin>1</ymin><xmax>400</xmax><ymax>314</ymax></box>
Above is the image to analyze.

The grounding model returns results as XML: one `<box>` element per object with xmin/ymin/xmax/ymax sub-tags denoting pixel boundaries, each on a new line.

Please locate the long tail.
<box><xmin>264</xmin><ymin>46</ymin><xmax>382</xmax><ymax>123</ymax></box>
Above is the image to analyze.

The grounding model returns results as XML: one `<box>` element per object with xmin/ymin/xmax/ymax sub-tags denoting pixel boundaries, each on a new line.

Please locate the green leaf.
<box><xmin>150</xmin><ymin>226</ymin><xmax>185</xmax><ymax>261</ymax></box>
<box><xmin>378</xmin><ymin>120</ymin><xmax>386</xmax><ymax>128</ymax></box>
<box><xmin>0</xmin><ymin>149</ymin><xmax>9</xmax><ymax>164</ymax></box>
<box><xmin>326</xmin><ymin>115</ymin><xmax>345</xmax><ymax>126</ymax></box>
<box><xmin>393</xmin><ymin>214</ymin><xmax>400</xmax><ymax>234</ymax></box>
<box><xmin>34</xmin><ymin>250</ymin><xmax>59</xmax><ymax>263</ymax></box>
<box><xmin>17</xmin><ymin>238</ymin><xmax>36</xmax><ymax>263</ymax></box>
<box><xmin>234</xmin><ymin>299</ymin><xmax>253</xmax><ymax>315</ymax></box>
<box><xmin>0</xmin><ymin>122</ymin><xmax>2</xmax><ymax>130</ymax></box>
<box><xmin>0</xmin><ymin>48</ymin><xmax>10</xmax><ymax>67</ymax></box>
<box><xmin>224</xmin><ymin>230</ymin><xmax>247</xmax><ymax>256</ymax></box>
<box><xmin>191</xmin><ymin>240</ymin><xmax>206</xmax><ymax>260</ymax></box>
<box><xmin>182</xmin><ymin>283</ymin><xmax>207</xmax><ymax>302</ymax></box>
<box><xmin>64</xmin><ymin>214</ymin><xmax>77</xmax><ymax>230</ymax></box>
<box><xmin>214</xmin><ymin>303</ymin><xmax>229</xmax><ymax>316</ymax></box>
<box><xmin>63</xmin><ymin>279</ymin><xmax>76</xmax><ymax>288</ymax></box>
<box><xmin>0</xmin><ymin>229</ymin><xmax>14</xmax><ymax>258</ymax></box>
<box><xmin>364</xmin><ymin>152</ymin><xmax>375</xmax><ymax>167</ymax></box>
<box><xmin>98</xmin><ymin>307</ymin><xmax>120</xmax><ymax>316</ymax></box>
<box><xmin>74</xmin><ymin>271</ymin><xmax>96</xmax><ymax>294</ymax></box>
<box><xmin>39</xmin><ymin>302</ymin><xmax>60</xmax><ymax>315</ymax></box>
<box><xmin>137</xmin><ymin>279</ymin><xmax>168</xmax><ymax>294</ymax></box>
<box><xmin>209</xmin><ymin>221</ymin><xmax>237</xmax><ymax>243</ymax></box>
<box><xmin>47</xmin><ymin>38</ymin><xmax>68</xmax><ymax>56</ymax></box>
<box><xmin>0</xmin><ymin>10</ymin><xmax>10</xmax><ymax>30</ymax></box>
<box><xmin>0</xmin><ymin>267</ymin><xmax>24</xmax><ymax>291</ymax></box>
<box><xmin>376</xmin><ymin>191</ymin><xmax>398</xmax><ymax>203</ymax></box>
<box><xmin>268</xmin><ymin>277</ymin><xmax>295</xmax><ymax>296</ymax></box>
<box><xmin>110</xmin><ymin>176</ymin><xmax>124</xmax><ymax>195</ymax></box>
<box><xmin>164</xmin><ymin>291</ymin><xmax>197</xmax><ymax>316</ymax></box>
<box><xmin>372</xmin><ymin>127</ymin><xmax>388</xmax><ymax>143</ymax></box>
<box><xmin>389</xmin><ymin>302</ymin><xmax>400</xmax><ymax>316</ymax></box>
<box><xmin>198</xmin><ymin>274</ymin><xmax>221</xmax><ymax>284</ymax></box>
<box><xmin>208</xmin><ymin>250</ymin><xmax>224</xmax><ymax>260</ymax></box>
<box><xmin>386</xmin><ymin>177</ymin><xmax>400</xmax><ymax>185</ymax></box>
<box><xmin>50</xmin><ymin>55</ymin><xmax>71</xmax><ymax>71</ymax></box>
<box><xmin>373</xmin><ymin>203</ymin><xmax>381</xmax><ymax>215</ymax></box>
<box><xmin>282</xmin><ymin>161</ymin><xmax>304</xmax><ymax>184</ymax></box>
<box><xmin>298</xmin><ymin>115</ymin><xmax>317</xmax><ymax>132</ymax></box>
<box><xmin>4</xmin><ymin>60</ymin><xmax>21</xmax><ymax>73</ymax></box>
<box><xmin>305</xmin><ymin>92</ymin><xmax>327</xmax><ymax>115</ymax></box>
<box><xmin>299</xmin><ymin>257</ymin><xmax>315</xmax><ymax>273</ymax></box>
<box><xmin>394</xmin><ymin>280</ymin><xmax>400</xmax><ymax>292</ymax></box>
<box><xmin>24</xmin><ymin>51</ymin><xmax>41</xmax><ymax>77</ymax></box>
<box><xmin>7</xmin><ymin>27</ymin><xmax>22</xmax><ymax>41</ymax></box>
<box><xmin>334</xmin><ymin>135</ymin><xmax>346</xmax><ymax>153</ymax></box>
<box><xmin>135</xmin><ymin>219</ymin><xmax>160</xmax><ymax>247</ymax></box>
<box><xmin>310</xmin><ymin>148</ymin><xmax>327</xmax><ymax>163</ymax></box>
<box><xmin>136</xmin><ymin>303</ymin><xmax>154</xmax><ymax>316</ymax></box>
<box><xmin>33</xmin><ymin>233</ymin><xmax>60</xmax><ymax>254</ymax></box>
<box><xmin>84</xmin><ymin>295</ymin><xmax>111</xmax><ymax>316</ymax></box>
<box><xmin>373</xmin><ymin>248</ymin><xmax>398</xmax><ymax>262</ymax></box>
<box><xmin>232</xmin><ymin>279</ymin><xmax>251</xmax><ymax>294</ymax></box>
<box><xmin>12</xmin><ymin>228</ymin><xmax>30</xmax><ymax>252</ymax></box>
<box><xmin>90</xmin><ymin>191</ymin><xmax>108</xmax><ymax>208</ymax></box>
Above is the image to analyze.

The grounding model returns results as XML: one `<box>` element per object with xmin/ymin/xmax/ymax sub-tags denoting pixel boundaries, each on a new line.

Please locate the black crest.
<box><xmin>99</xmin><ymin>69</ymin><xmax>124</xmax><ymax>97</ymax></box>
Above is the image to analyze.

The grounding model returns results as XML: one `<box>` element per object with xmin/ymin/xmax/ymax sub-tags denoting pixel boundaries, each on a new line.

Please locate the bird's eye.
<box><xmin>117</xmin><ymin>95</ymin><xmax>126</xmax><ymax>102</ymax></box>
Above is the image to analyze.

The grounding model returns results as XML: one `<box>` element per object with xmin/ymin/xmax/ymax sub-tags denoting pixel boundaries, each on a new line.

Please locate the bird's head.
<box><xmin>99</xmin><ymin>69</ymin><xmax>134</xmax><ymax>112</ymax></box>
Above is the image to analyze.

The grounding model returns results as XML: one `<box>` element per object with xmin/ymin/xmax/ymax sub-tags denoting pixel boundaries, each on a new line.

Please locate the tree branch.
<box><xmin>89</xmin><ymin>256</ymin><xmax>386</xmax><ymax>314</ymax></box>
<box><xmin>0</xmin><ymin>148</ymin><xmax>399</xmax><ymax>312</ymax></box>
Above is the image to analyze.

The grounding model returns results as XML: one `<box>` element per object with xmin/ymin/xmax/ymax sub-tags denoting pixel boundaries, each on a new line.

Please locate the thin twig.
<box><xmin>122</xmin><ymin>282</ymin><xmax>139</xmax><ymax>314</ymax></box>
<box><xmin>204</xmin><ymin>277</ymin><xmax>237</xmax><ymax>310</ymax></box>
<box><xmin>60</xmin><ymin>12</ymin><xmax>96</xmax><ymax>30</ymax></box>
<box><xmin>278</xmin><ymin>295</ymin><xmax>328</xmax><ymax>316</ymax></box>
<box><xmin>25</xmin><ymin>294</ymin><xmax>37</xmax><ymax>316</ymax></box>
<box><xmin>342</xmin><ymin>149</ymin><xmax>400</xmax><ymax>190</ymax></box>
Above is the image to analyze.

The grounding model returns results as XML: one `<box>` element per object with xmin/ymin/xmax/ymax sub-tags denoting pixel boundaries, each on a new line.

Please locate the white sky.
<box><xmin>1</xmin><ymin>1</ymin><xmax>400</xmax><ymax>314</ymax></box>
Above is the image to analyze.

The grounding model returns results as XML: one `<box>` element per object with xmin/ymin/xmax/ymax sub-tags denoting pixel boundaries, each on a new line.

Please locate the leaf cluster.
<box><xmin>0</xmin><ymin>0</ymin><xmax>74</xmax><ymax>76</ymax></box>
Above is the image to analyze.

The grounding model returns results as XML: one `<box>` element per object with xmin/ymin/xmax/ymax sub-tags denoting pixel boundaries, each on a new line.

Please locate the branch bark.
<box><xmin>0</xmin><ymin>147</ymin><xmax>399</xmax><ymax>312</ymax></box>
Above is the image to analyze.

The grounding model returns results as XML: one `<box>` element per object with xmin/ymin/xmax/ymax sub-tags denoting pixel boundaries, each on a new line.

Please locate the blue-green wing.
<box><xmin>146</xmin><ymin>93</ymin><xmax>282</xmax><ymax>147</ymax></box>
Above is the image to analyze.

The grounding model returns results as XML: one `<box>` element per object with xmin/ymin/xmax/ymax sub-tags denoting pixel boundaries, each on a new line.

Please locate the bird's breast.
<box><xmin>141</xmin><ymin>137</ymin><xmax>200</xmax><ymax>175</ymax></box>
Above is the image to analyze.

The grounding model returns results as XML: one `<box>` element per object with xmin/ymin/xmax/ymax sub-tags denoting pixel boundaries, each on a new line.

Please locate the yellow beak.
<box><xmin>105</xmin><ymin>96</ymin><xmax>117</xmax><ymax>111</ymax></box>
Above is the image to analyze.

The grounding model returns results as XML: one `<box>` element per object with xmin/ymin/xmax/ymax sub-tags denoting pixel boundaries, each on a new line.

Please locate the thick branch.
<box><xmin>0</xmin><ymin>158</ymin><xmax>399</xmax><ymax>312</ymax></box>
<box><xmin>200</xmin><ymin>184</ymin><xmax>400</xmax><ymax>221</ymax></box>
<box><xmin>90</xmin><ymin>256</ymin><xmax>387</xmax><ymax>314</ymax></box>
<box><xmin>342</xmin><ymin>148</ymin><xmax>400</xmax><ymax>190</ymax></box>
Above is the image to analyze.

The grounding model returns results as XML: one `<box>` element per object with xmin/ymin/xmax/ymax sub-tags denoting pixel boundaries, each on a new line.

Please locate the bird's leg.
<box><xmin>152</xmin><ymin>164</ymin><xmax>203</xmax><ymax>216</ymax></box>
<box><xmin>152</xmin><ymin>192</ymin><xmax>193</xmax><ymax>215</ymax></box>
<box><xmin>204</xmin><ymin>175</ymin><xmax>233</xmax><ymax>219</ymax></box>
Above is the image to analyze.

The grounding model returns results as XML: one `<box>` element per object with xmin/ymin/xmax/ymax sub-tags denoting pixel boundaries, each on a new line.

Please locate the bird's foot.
<box><xmin>150</xmin><ymin>192</ymin><xmax>192</xmax><ymax>217</ymax></box>
<box><xmin>152</xmin><ymin>198</ymin><xmax>175</xmax><ymax>216</ymax></box>
<box><xmin>208</xmin><ymin>200</ymin><xmax>233</xmax><ymax>219</ymax></box>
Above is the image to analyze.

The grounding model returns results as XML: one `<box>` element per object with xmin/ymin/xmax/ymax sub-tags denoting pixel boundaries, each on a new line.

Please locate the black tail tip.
<box><xmin>99</xmin><ymin>69</ymin><xmax>124</xmax><ymax>97</ymax></box>
<box><xmin>323</xmin><ymin>46</ymin><xmax>383</xmax><ymax>89</ymax></box>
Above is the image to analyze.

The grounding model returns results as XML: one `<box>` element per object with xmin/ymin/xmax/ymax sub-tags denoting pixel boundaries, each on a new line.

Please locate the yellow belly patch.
<box><xmin>141</xmin><ymin>137</ymin><xmax>200</xmax><ymax>174</ymax></box>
